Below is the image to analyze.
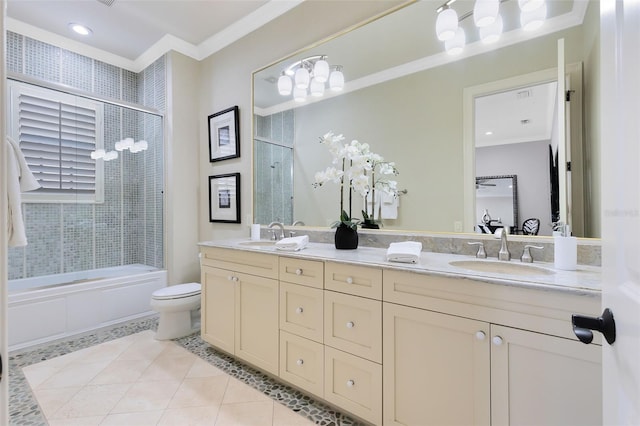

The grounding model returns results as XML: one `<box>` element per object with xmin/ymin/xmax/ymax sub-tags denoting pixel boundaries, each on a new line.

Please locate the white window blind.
<box><xmin>8</xmin><ymin>81</ymin><xmax>104</xmax><ymax>203</ymax></box>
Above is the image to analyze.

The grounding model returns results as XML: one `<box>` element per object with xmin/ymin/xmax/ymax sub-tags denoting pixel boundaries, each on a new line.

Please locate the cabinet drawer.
<box><xmin>324</xmin><ymin>291</ymin><xmax>382</xmax><ymax>363</ymax></box>
<box><xmin>279</xmin><ymin>257</ymin><xmax>324</xmax><ymax>288</ymax></box>
<box><xmin>200</xmin><ymin>247</ymin><xmax>278</xmax><ymax>279</ymax></box>
<box><xmin>324</xmin><ymin>346</ymin><xmax>382</xmax><ymax>425</ymax></box>
<box><xmin>325</xmin><ymin>262</ymin><xmax>382</xmax><ymax>299</ymax></box>
<box><xmin>280</xmin><ymin>282</ymin><xmax>323</xmax><ymax>343</ymax></box>
<box><xmin>279</xmin><ymin>331</ymin><xmax>324</xmax><ymax>397</ymax></box>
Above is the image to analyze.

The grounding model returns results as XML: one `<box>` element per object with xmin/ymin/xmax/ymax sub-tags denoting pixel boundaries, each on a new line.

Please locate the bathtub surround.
<box><xmin>9</xmin><ymin>317</ymin><xmax>358</xmax><ymax>425</ymax></box>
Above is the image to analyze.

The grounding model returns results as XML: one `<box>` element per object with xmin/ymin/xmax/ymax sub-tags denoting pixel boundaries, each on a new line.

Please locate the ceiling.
<box><xmin>6</xmin><ymin>0</ymin><xmax>302</xmax><ymax>71</ymax></box>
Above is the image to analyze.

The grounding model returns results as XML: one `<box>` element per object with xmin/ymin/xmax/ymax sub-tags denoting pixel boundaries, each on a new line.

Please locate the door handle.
<box><xmin>571</xmin><ymin>308</ymin><xmax>616</xmax><ymax>345</ymax></box>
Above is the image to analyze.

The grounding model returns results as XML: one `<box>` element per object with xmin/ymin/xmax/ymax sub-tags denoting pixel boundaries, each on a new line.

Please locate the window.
<box><xmin>8</xmin><ymin>80</ymin><xmax>104</xmax><ymax>203</ymax></box>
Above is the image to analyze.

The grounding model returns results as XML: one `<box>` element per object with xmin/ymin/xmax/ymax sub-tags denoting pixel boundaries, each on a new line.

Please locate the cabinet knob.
<box><xmin>475</xmin><ymin>331</ymin><xmax>486</xmax><ymax>341</ymax></box>
<box><xmin>232</xmin><ymin>276</ymin><xmax>239</xmax><ymax>282</ymax></box>
<box><xmin>295</xmin><ymin>268</ymin><xmax>303</xmax><ymax>276</ymax></box>
<box><xmin>346</xmin><ymin>379</ymin><xmax>355</xmax><ymax>388</ymax></box>
<box><xmin>295</xmin><ymin>307</ymin><xmax>304</xmax><ymax>314</ymax></box>
<box><xmin>346</xmin><ymin>277</ymin><xmax>353</xmax><ymax>284</ymax></box>
<box><xmin>296</xmin><ymin>359</ymin><xmax>304</xmax><ymax>366</ymax></box>
<box><xmin>346</xmin><ymin>321</ymin><xmax>355</xmax><ymax>329</ymax></box>
<box><xmin>492</xmin><ymin>336</ymin><xmax>504</xmax><ymax>346</ymax></box>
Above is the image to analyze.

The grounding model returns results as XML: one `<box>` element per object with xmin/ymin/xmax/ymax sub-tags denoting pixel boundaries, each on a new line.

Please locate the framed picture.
<box><xmin>209</xmin><ymin>173</ymin><xmax>241</xmax><ymax>223</ymax></box>
<box><xmin>208</xmin><ymin>106</ymin><xmax>240</xmax><ymax>162</ymax></box>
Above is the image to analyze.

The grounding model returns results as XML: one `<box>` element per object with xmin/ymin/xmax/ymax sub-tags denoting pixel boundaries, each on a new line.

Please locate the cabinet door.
<box><xmin>201</xmin><ymin>266</ymin><xmax>235</xmax><ymax>354</ymax></box>
<box><xmin>490</xmin><ymin>325</ymin><xmax>602</xmax><ymax>426</ymax></box>
<box><xmin>383</xmin><ymin>302</ymin><xmax>490</xmax><ymax>426</ymax></box>
<box><xmin>235</xmin><ymin>271</ymin><xmax>279</xmax><ymax>376</ymax></box>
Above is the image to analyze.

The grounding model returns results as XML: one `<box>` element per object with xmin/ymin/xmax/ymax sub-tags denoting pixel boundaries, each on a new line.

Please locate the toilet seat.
<box><xmin>152</xmin><ymin>282</ymin><xmax>201</xmax><ymax>300</ymax></box>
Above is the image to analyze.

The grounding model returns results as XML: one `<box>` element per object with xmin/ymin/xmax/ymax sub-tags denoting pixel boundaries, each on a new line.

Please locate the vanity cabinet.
<box><xmin>200</xmin><ymin>247</ymin><xmax>279</xmax><ymax>375</ymax></box>
<box><xmin>382</xmin><ymin>269</ymin><xmax>602</xmax><ymax>426</ymax></box>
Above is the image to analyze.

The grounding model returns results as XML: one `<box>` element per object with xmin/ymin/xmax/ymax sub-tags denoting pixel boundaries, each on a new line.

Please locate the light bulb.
<box><xmin>518</xmin><ymin>0</ymin><xmax>544</xmax><ymax>12</ymax></box>
<box><xmin>329</xmin><ymin>68</ymin><xmax>344</xmax><ymax>92</ymax></box>
<box><xmin>473</xmin><ymin>0</ymin><xmax>499</xmax><ymax>28</ymax></box>
<box><xmin>277</xmin><ymin>74</ymin><xmax>292</xmax><ymax>96</ymax></box>
<box><xmin>436</xmin><ymin>8</ymin><xmax>459</xmax><ymax>41</ymax></box>
<box><xmin>310</xmin><ymin>78</ymin><xmax>325</xmax><ymax>97</ymax></box>
<box><xmin>521</xmin><ymin>2</ymin><xmax>546</xmax><ymax>31</ymax></box>
<box><xmin>294</xmin><ymin>67</ymin><xmax>310</xmax><ymax>89</ymax></box>
<box><xmin>293</xmin><ymin>87</ymin><xmax>307</xmax><ymax>102</ymax></box>
<box><xmin>480</xmin><ymin>13</ymin><xmax>503</xmax><ymax>44</ymax></box>
<box><xmin>445</xmin><ymin>27</ymin><xmax>466</xmax><ymax>55</ymax></box>
<box><xmin>313</xmin><ymin>59</ymin><xmax>330</xmax><ymax>83</ymax></box>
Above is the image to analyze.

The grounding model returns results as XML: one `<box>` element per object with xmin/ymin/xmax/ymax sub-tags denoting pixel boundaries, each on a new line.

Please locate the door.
<box><xmin>1</xmin><ymin>10</ymin><xmax>9</xmax><ymax>422</ymax></box>
<box><xmin>201</xmin><ymin>266</ymin><xmax>235</xmax><ymax>354</ymax></box>
<box><xmin>490</xmin><ymin>325</ymin><xmax>601</xmax><ymax>426</ymax></box>
<box><xmin>600</xmin><ymin>1</ymin><xmax>640</xmax><ymax>423</ymax></box>
<box><xmin>383</xmin><ymin>303</ymin><xmax>490</xmax><ymax>426</ymax></box>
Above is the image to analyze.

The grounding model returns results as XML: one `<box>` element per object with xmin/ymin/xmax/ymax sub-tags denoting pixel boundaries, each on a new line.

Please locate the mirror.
<box><xmin>253</xmin><ymin>0</ymin><xmax>599</xmax><ymax>237</ymax></box>
<box><xmin>475</xmin><ymin>175</ymin><xmax>518</xmax><ymax>234</ymax></box>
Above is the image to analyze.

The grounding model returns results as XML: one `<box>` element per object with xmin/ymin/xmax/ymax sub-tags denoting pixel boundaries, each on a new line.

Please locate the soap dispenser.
<box><xmin>554</xmin><ymin>224</ymin><xmax>577</xmax><ymax>270</ymax></box>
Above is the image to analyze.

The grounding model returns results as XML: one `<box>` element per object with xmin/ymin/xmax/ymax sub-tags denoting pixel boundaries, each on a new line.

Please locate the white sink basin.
<box><xmin>449</xmin><ymin>260</ymin><xmax>555</xmax><ymax>276</ymax></box>
<box><xmin>237</xmin><ymin>240</ymin><xmax>277</xmax><ymax>247</ymax></box>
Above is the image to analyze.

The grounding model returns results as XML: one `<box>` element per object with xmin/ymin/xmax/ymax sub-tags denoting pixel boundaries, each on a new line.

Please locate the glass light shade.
<box><xmin>123</xmin><ymin>137</ymin><xmax>134</xmax><ymax>149</ymax></box>
<box><xmin>473</xmin><ymin>0</ymin><xmax>499</xmax><ymax>28</ymax></box>
<box><xmin>329</xmin><ymin>69</ymin><xmax>344</xmax><ymax>92</ymax></box>
<box><xmin>277</xmin><ymin>74</ymin><xmax>292</xmax><ymax>96</ymax></box>
<box><xmin>518</xmin><ymin>0</ymin><xmax>544</xmax><ymax>12</ymax></box>
<box><xmin>521</xmin><ymin>2</ymin><xmax>547</xmax><ymax>31</ymax></box>
<box><xmin>310</xmin><ymin>78</ymin><xmax>325</xmax><ymax>97</ymax></box>
<box><xmin>313</xmin><ymin>59</ymin><xmax>330</xmax><ymax>83</ymax></box>
<box><xmin>294</xmin><ymin>67</ymin><xmax>310</xmax><ymax>89</ymax></box>
<box><xmin>293</xmin><ymin>87</ymin><xmax>307</xmax><ymax>102</ymax></box>
<box><xmin>90</xmin><ymin>149</ymin><xmax>105</xmax><ymax>160</ymax></box>
<box><xmin>480</xmin><ymin>13</ymin><xmax>503</xmax><ymax>44</ymax></box>
<box><xmin>436</xmin><ymin>8</ymin><xmax>458</xmax><ymax>41</ymax></box>
<box><xmin>445</xmin><ymin>27</ymin><xmax>466</xmax><ymax>55</ymax></box>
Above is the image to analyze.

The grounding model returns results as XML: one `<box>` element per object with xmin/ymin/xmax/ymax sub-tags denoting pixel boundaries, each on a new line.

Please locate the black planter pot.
<box><xmin>334</xmin><ymin>223</ymin><xmax>359</xmax><ymax>249</ymax></box>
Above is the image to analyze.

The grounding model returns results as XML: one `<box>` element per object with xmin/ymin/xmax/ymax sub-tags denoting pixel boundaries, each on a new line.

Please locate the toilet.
<box><xmin>150</xmin><ymin>282</ymin><xmax>202</xmax><ymax>340</ymax></box>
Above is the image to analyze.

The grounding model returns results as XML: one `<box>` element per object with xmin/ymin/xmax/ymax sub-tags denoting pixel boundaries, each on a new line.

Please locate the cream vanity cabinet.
<box><xmin>383</xmin><ymin>269</ymin><xmax>602</xmax><ymax>426</ymax></box>
<box><xmin>200</xmin><ymin>247</ymin><xmax>280</xmax><ymax>375</ymax></box>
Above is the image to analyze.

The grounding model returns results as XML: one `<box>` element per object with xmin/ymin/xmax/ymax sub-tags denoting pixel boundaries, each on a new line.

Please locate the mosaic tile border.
<box><xmin>9</xmin><ymin>317</ymin><xmax>362</xmax><ymax>426</ymax></box>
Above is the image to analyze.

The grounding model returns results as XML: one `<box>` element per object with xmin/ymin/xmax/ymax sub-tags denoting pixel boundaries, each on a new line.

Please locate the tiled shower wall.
<box><xmin>6</xmin><ymin>31</ymin><xmax>165</xmax><ymax>280</ymax></box>
<box><xmin>254</xmin><ymin>111</ymin><xmax>294</xmax><ymax>226</ymax></box>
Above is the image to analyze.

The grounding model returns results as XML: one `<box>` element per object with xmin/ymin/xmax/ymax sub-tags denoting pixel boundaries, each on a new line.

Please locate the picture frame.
<box><xmin>208</xmin><ymin>106</ymin><xmax>240</xmax><ymax>162</ymax></box>
<box><xmin>209</xmin><ymin>173</ymin><xmax>241</xmax><ymax>223</ymax></box>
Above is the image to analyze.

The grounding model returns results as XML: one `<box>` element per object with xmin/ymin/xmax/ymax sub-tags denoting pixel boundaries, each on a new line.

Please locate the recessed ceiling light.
<box><xmin>69</xmin><ymin>23</ymin><xmax>92</xmax><ymax>36</ymax></box>
<box><xmin>485</xmin><ymin>131</ymin><xmax>493</xmax><ymax>135</ymax></box>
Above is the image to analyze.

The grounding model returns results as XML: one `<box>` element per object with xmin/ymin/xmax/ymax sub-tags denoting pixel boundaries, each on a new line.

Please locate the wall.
<box><xmin>6</xmin><ymin>32</ymin><xmax>165</xmax><ymax>280</ymax></box>
<box><xmin>197</xmin><ymin>1</ymin><xmax>405</xmax><ymax>241</ymax></box>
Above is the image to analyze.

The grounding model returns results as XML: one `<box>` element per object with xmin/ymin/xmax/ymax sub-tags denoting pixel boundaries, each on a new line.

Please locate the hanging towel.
<box><xmin>380</xmin><ymin>192</ymin><xmax>399</xmax><ymax>219</ymax></box>
<box><xmin>386</xmin><ymin>241</ymin><xmax>422</xmax><ymax>264</ymax></box>
<box><xmin>275</xmin><ymin>235</ymin><xmax>309</xmax><ymax>251</ymax></box>
<box><xmin>6</xmin><ymin>136</ymin><xmax>40</xmax><ymax>247</ymax></box>
<box><xmin>365</xmin><ymin>191</ymin><xmax>381</xmax><ymax>220</ymax></box>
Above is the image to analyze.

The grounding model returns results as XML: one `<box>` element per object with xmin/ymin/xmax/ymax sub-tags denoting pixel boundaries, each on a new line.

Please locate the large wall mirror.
<box><xmin>253</xmin><ymin>0</ymin><xmax>600</xmax><ymax>238</ymax></box>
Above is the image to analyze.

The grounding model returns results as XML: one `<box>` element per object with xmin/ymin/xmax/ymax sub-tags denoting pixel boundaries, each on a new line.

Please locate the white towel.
<box><xmin>275</xmin><ymin>235</ymin><xmax>309</xmax><ymax>251</ymax></box>
<box><xmin>386</xmin><ymin>241</ymin><xmax>422</xmax><ymax>264</ymax></box>
<box><xmin>6</xmin><ymin>136</ymin><xmax>41</xmax><ymax>247</ymax></box>
<box><xmin>380</xmin><ymin>192</ymin><xmax>398</xmax><ymax>219</ymax></box>
<box><xmin>364</xmin><ymin>191</ymin><xmax>381</xmax><ymax>220</ymax></box>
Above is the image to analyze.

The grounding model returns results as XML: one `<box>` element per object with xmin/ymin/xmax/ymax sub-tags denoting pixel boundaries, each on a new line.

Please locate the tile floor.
<box><xmin>10</xmin><ymin>317</ymin><xmax>360</xmax><ymax>426</ymax></box>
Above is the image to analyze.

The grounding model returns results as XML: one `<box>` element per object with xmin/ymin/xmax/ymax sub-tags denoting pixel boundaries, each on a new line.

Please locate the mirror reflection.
<box><xmin>475</xmin><ymin>175</ymin><xmax>518</xmax><ymax>234</ymax></box>
<box><xmin>253</xmin><ymin>0</ymin><xmax>599</xmax><ymax>237</ymax></box>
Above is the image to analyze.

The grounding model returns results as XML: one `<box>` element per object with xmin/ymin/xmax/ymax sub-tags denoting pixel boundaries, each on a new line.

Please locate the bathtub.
<box><xmin>8</xmin><ymin>264</ymin><xmax>167</xmax><ymax>350</ymax></box>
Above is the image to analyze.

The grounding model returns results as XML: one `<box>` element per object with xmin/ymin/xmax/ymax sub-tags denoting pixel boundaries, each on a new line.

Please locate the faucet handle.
<box><xmin>521</xmin><ymin>245</ymin><xmax>544</xmax><ymax>263</ymax></box>
<box><xmin>468</xmin><ymin>242</ymin><xmax>487</xmax><ymax>259</ymax></box>
<box><xmin>269</xmin><ymin>229</ymin><xmax>278</xmax><ymax>241</ymax></box>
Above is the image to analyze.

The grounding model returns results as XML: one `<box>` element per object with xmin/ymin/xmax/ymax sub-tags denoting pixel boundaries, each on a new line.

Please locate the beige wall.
<box><xmin>196</xmin><ymin>1</ymin><xmax>404</xmax><ymax>242</ymax></box>
<box><xmin>166</xmin><ymin>51</ymin><xmax>202</xmax><ymax>283</ymax></box>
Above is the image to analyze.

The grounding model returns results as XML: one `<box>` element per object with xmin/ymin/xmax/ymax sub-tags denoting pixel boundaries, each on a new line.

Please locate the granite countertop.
<box><xmin>199</xmin><ymin>239</ymin><xmax>602</xmax><ymax>296</ymax></box>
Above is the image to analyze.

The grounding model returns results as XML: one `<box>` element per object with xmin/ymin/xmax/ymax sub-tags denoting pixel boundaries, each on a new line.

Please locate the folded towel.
<box><xmin>386</xmin><ymin>241</ymin><xmax>422</xmax><ymax>264</ymax></box>
<box><xmin>276</xmin><ymin>235</ymin><xmax>309</xmax><ymax>251</ymax></box>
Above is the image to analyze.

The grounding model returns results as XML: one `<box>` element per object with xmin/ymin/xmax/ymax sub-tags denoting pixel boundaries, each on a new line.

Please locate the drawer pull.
<box><xmin>346</xmin><ymin>379</ymin><xmax>355</xmax><ymax>388</ymax></box>
<box><xmin>295</xmin><ymin>268</ymin><xmax>303</xmax><ymax>276</ymax></box>
<box><xmin>475</xmin><ymin>331</ymin><xmax>486</xmax><ymax>341</ymax></box>
<box><xmin>492</xmin><ymin>336</ymin><xmax>504</xmax><ymax>346</ymax></box>
<box><xmin>296</xmin><ymin>359</ymin><xmax>304</xmax><ymax>366</ymax></box>
<box><xmin>295</xmin><ymin>307</ymin><xmax>304</xmax><ymax>314</ymax></box>
<box><xmin>346</xmin><ymin>321</ymin><xmax>355</xmax><ymax>329</ymax></box>
<box><xmin>346</xmin><ymin>277</ymin><xmax>353</xmax><ymax>284</ymax></box>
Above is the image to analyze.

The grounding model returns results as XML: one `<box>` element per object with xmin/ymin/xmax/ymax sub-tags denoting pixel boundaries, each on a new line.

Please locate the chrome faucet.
<box><xmin>292</xmin><ymin>220</ymin><xmax>305</xmax><ymax>226</ymax></box>
<box><xmin>497</xmin><ymin>228</ymin><xmax>511</xmax><ymax>261</ymax></box>
<box><xmin>268</xmin><ymin>221</ymin><xmax>285</xmax><ymax>240</ymax></box>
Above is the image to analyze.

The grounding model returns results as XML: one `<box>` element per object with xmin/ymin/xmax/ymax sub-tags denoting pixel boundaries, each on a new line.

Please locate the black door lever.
<box><xmin>571</xmin><ymin>308</ymin><xmax>616</xmax><ymax>345</ymax></box>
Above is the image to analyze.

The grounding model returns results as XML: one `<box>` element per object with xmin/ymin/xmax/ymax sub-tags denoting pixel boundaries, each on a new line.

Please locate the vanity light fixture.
<box><xmin>520</xmin><ymin>1</ymin><xmax>547</xmax><ymax>31</ymax></box>
<box><xmin>92</xmin><ymin>138</ymin><xmax>148</xmax><ymax>161</ymax></box>
<box><xmin>277</xmin><ymin>56</ymin><xmax>344</xmax><ymax>101</ymax></box>
<box><xmin>68</xmin><ymin>23</ymin><xmax>92</xmax><ymax>36</ymax></box>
